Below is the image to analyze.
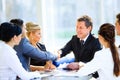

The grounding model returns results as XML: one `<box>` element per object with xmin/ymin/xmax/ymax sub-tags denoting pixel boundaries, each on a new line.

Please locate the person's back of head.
<box><xmin>10</xmin><ymin>19</ymin><xmax>26</xmax><ymax>38</ymax></box>
<box><xmin>98</xmin><ymin>23</ymin><xmax>115</xmax><ymax>43</ymax></box>
<box><xmin>0</xmin><ymin>22</ymin><xmax>22</xmax><ymax>42</ymax></box>
<box><xmin>10</xmin><ymin>19</ymin><xmax>24</xmax><ymax>28</ymax></box>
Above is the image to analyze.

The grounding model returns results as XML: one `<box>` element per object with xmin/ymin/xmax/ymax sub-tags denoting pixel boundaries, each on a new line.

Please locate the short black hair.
<box><xmin>0</xmin><ymin>22</ymin><xmax>22</xmax><ymax>42</ymax></box>
<box><xmin>10</xmin><ymin>19</ymin><xmax>24</xmax><ymax>28</ymax></box>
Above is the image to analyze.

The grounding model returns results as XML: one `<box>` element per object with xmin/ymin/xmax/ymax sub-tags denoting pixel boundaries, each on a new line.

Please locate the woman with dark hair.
<box><xmin>75</xmin><ymin>23</ymin><xmax>120</xmax><ymax>80</ymax></box>
<box><xmin>0</xmin><ymin>22</ymin><xmax>41</xmax><ymax>80</ymax></box>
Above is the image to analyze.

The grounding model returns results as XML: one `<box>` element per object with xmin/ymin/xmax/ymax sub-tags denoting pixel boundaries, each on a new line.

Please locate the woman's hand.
<box><xmin>44</xmin><ymin>61</ymin><xmax>56</xmax><ymax>70</ymax></box>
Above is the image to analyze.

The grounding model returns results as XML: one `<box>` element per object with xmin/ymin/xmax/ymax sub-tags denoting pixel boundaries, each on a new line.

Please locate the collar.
<box><xmin>80</xmin><ymin>33</ymin><xmax>90</xmax><ymax>43</ymax></box>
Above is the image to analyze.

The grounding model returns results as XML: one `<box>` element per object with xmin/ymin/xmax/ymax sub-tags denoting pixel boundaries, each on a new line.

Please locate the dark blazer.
<box><xmin>30</xmin><ymin>43</ymin><xmax>47</xmax><ymax>66</ymax></box>
<box><xmin>61</xmin><ymin>34</ymin><xmax>102</xmax><ymax>62</ymax></box>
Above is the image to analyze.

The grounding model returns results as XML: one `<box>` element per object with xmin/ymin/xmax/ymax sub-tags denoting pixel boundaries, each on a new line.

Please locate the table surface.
<box><xmin>40</xmin><ymin>69</ymin><xmax>92</xmax><ymax>80</ymax></box>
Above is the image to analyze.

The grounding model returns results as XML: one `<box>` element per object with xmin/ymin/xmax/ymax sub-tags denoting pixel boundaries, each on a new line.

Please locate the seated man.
<box><xmin>54</xmin><ymin>15</ymin><xmax>102</xmax><ymax>78</ymax></box>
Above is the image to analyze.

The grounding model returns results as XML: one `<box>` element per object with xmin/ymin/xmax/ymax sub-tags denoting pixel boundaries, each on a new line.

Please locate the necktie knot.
<box><xmin>80</xmin><ymin>40</ymin><xmax>84</xmax><ymax>46</ymax></box>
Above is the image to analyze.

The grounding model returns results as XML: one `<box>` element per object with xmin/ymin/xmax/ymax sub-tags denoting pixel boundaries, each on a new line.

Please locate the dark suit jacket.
<box><xmin>30</xmin><ymin>43</ymin><xmax>47</xmax><ymax>66</ymax></box>
<box><xmin>61</xmin><ymin>34</ymin><xmax>102</xmax><ymax>62</ymax></box>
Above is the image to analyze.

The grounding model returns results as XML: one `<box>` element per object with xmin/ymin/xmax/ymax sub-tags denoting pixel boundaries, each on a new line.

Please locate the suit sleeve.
<box><xmin>61</xmin><ymin>36</ymin><xmax>74</xmax><ymax>57</ymax></box>
<box><xmin>22</xmin><ymin>40</ymin><xmax>57</xmax><ymax>61</ymax></box>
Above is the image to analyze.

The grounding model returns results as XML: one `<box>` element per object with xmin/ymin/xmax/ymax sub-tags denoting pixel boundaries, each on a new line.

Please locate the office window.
<box><xmin>41</xmin><ymin>0</ymin><xmax>120</xmax><ymax>51</ymax></box>
<box><xmin>0</xmin><ymin>0</ymin><xmax>120</xmax><ymax>51</ymax></box>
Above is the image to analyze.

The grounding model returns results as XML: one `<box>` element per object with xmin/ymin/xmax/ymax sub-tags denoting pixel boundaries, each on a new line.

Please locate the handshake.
<box><xmin>55</xmin><ymin>50</ymin><xmax>84</xmax><ymax>70</ymax></box>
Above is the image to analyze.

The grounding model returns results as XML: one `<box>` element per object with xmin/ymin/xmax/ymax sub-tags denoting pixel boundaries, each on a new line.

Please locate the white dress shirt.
<box><xmin>0</xmin><ymin>41</ymin><xmax>41</xmax><ymax>80</ymax></box>
<box><xmin>77</xmin><ymin>48</ymin><xmax>120</xmax><ymax>80</ymax></box>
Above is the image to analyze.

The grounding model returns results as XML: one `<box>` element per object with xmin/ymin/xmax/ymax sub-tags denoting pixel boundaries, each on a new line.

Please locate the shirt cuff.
<box><xmin>79</xmin><ymin>61</ymin><xmax>85</xmax><ymax>67</ymax></box>
<box><xmin>58</xmin><ymin>50</ymin><xmax>62</xmax><ymax>55</ymax></box>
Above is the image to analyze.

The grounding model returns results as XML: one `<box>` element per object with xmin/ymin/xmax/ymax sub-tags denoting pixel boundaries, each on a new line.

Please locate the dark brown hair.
<box><xmin>98</xmin><ymin>23</ymin><xmax>120</xmax><ymax>76</ymax></box>
<box><xmin>10</xmin><ymin>19</ymin><xmax>24</xmax><ymax>28</ymax></box>
<box><xmin>116</xmin><ymin>13</ymin><xmax>120</xmax><ymax>24</ymax></box>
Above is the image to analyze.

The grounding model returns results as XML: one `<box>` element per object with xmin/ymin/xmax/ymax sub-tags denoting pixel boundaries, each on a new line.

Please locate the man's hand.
<box><xmin>67</xmin><ymin>62</ymin><xmax>79</xmax><ymax>70</ymax></box>
<box><xmin>57</xmin><ymin>50</ymin><xmax>62</xmax><ymax>60</ymax></box>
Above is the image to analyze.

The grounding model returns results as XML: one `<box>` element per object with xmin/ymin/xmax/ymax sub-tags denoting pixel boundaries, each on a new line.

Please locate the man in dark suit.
<box><xmin>57</xmin><ymin>15</ymin><xmax>102</xmax><ymax>78</ymax></box>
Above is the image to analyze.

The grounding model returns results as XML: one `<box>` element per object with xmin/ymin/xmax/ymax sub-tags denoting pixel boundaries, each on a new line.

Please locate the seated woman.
<box><xmin>26</xmin><ymin>22</ymin><xmax>56</xmax><ymax>71</ymax></box>
<box><xmin>0</xmin><ymin>22</ymin><xmax>41</xmax><ymax>80</ymax></box>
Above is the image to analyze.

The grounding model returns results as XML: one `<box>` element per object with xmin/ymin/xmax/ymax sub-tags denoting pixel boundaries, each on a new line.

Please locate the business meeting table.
<box><xmin>40</xmin><ymin>69</ymin><xmax>92</xmax><ymax>80</ymax></box>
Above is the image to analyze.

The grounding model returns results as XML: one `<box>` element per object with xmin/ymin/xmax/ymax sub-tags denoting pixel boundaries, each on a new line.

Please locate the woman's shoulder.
<box><xmin>95</xmin><ymin>48</ymin><xmax>110</xmax><ymax>58</ymax></box>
